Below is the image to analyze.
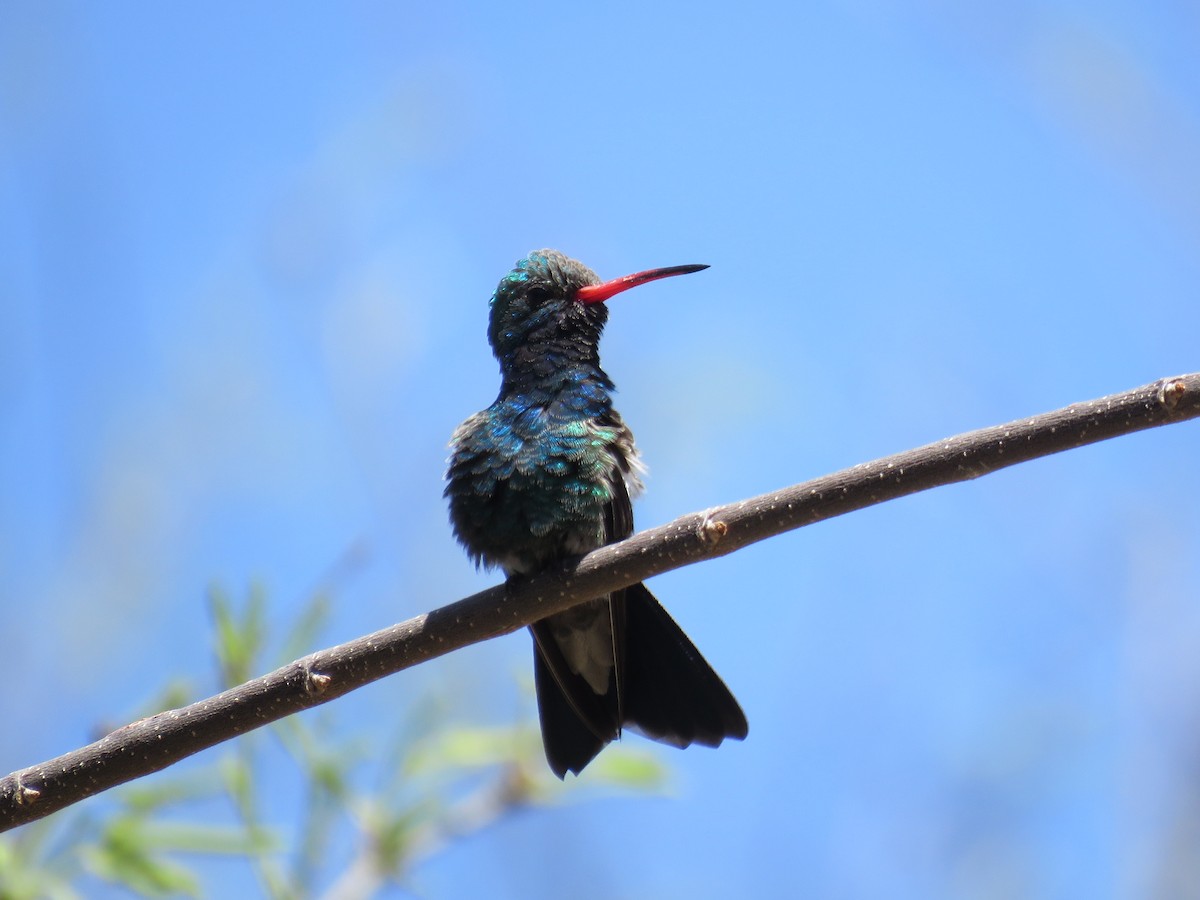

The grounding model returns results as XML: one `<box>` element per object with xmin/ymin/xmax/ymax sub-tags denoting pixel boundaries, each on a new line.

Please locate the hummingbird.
<box><xmin>445</xmin><ymin>249</ymin><xmax>747</xmax><ymax>778</ymax></box>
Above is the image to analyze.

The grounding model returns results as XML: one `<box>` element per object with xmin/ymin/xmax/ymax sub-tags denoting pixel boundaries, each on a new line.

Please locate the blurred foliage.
<box><xmin>0</xmin><ymin>584</ymin><xmax>668</xmax><ymax>899</ymax></box>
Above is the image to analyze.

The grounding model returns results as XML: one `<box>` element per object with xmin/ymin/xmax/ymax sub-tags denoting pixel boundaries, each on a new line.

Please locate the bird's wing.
<box><xmin>603</xmin><ymin>465</ymin><xmax>635</xmax><ymax>727</ymax></box>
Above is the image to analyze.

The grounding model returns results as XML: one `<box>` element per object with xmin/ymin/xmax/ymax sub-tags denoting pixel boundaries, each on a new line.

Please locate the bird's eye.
<box><xmin>527</xmin><ymin>286</ymin><xmax>550</xmax><ymax>303</ymax></box>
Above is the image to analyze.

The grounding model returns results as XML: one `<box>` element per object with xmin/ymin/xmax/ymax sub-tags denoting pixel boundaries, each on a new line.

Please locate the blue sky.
<box><xmin>2</xmin><ymin>1</ymin><xmax>1199</xmax><ymax>897</ymax></box>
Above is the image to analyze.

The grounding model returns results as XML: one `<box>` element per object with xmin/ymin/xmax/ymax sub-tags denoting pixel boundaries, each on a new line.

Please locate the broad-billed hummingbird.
<box><xmin>446</xmin><ymin>249</ymin><xmax>747</xmax><ymax>777</ymax></box>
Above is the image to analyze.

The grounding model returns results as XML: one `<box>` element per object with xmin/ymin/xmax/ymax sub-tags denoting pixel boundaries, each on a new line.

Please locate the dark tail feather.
<box><xmin>530</xmin><ymin>583</ymin><xmax>746</xmax><ymax>778</ymax></box>
<box><xmin>622</xmin><ymin>583</ymin><xmax>748</xmax><ymax>748</ymax></box>
<box><xmin>530</xmin><ymin>621</ymin><xmax>619</xmax><ymax>778</ymax></box>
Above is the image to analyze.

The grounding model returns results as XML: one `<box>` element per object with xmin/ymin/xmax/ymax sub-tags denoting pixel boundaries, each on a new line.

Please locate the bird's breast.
<box><xmin>445</xmin><ymin>400</ymin><xmax>635</xmax><ymax>572</ymax></box>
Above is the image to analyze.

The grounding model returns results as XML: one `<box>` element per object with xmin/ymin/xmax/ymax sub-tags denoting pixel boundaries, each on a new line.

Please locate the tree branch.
<box><xmin>3</xmin><ymin>373</ymin><xmax>1198</xmax><ymax>832</ymax></box>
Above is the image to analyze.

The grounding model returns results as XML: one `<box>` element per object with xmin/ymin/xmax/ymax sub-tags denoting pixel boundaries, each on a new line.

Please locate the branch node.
<box><xmin>302</xmin><ymin>665</ymin><xmax>332</xmax><ymax>696</ymax></box>
<box><xmin>698</xmin><ymin>511</ymin><xmax>728</xmax><ymax>547</ymax></box>
<box><xmin>1159</xmin><ymin>377</ymin><xmax>1188</xmax><ymax>412</ymax></box>
<box><xmin>14</xmin><ymin>777</ymin><xmax>41</xmax><ymax>807</ymax></box>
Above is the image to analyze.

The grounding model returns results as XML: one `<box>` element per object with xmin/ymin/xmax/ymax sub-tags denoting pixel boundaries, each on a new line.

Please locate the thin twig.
<box><xmin>2</xmin><ymin>373</ymin><xmax>1197</xmax><ymax>832</ymax></box>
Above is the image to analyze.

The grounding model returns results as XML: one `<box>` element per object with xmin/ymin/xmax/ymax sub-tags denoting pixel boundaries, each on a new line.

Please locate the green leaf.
<box><xmin>218</xmin><ymin>755</ymin><xmax>253</xmax><ymax>814</ymax></box>
<box><xmin>206</xmin><ymin>582</ymin><xmax>268</xmax><ymax>687</ymax></box>
<box><xmin>174</xmin><ymin>824</ymin><xmax>275</xmax><ymax>856</ymax></box>
<box><xmin>85</xmin><ymin>819</ymin><xmax>201</xmax><ymax>898</ymax></box>
<box><xmin>586</xmin><ymin>747</ymin><xmax>671</xmax><ymax>790</ymax></box>
<box><xmin>277</xmin><ymin>591</ymin><xmax>331</xmax><ymax>665</ymax></box>
<box><xmin>404</xmin><ymin>724</ymin><xmax>529</xmax><ymax>776</ymax></box>
<box><xmin>121</xmin><ymin>770</ymin><xmax>226</xmax><ymax>815</ymax></box>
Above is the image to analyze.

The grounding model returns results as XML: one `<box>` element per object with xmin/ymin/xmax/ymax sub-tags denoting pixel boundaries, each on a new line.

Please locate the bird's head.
<box><xmin>487</xmin><ymin>249</ymin><xmax>708</xmax><ymax>372</ymax></box>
